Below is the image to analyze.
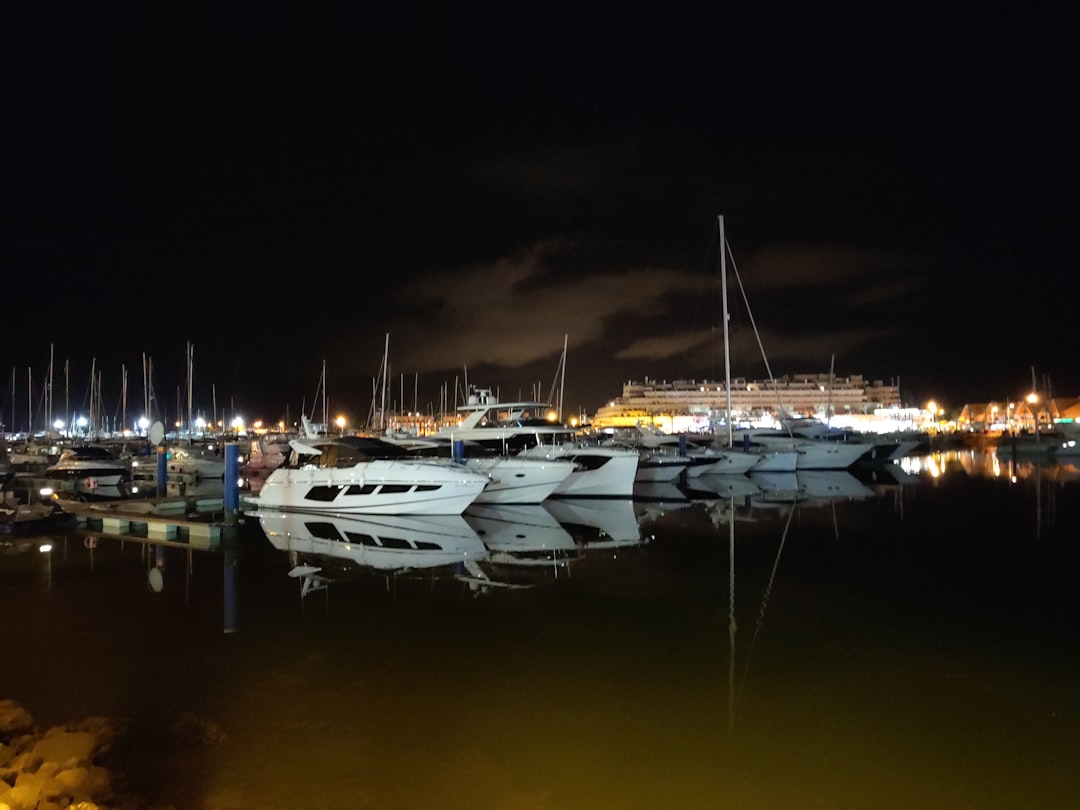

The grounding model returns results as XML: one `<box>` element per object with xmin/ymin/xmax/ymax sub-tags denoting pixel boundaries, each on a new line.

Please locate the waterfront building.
<box><xmin>590</xmin><ymin>373</ymin><xmax>902</xmax><ymax>430</ymax></box>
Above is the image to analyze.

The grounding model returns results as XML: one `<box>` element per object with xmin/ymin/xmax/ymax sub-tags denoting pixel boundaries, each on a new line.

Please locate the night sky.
<box><xmin>5</xmin><ymin>7</ymin><xmax>1078</xmax><ymax>431</ymax></box>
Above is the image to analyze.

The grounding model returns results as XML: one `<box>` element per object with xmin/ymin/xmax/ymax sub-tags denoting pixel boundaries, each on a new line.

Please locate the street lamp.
<box><xmin>336</xmin><ymin>416</ymin><xmax>346</xmax><ymax>436</ymax></box>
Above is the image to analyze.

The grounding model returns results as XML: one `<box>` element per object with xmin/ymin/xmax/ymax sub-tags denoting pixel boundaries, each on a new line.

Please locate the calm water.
<box><xmin>3</xmin><ymin>451</ymin><xmax>1078</xmax><ymax>809</ymax></box>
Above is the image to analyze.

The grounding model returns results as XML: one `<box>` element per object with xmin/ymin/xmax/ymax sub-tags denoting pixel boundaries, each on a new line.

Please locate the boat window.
<box><xmin>318</xmin><ymin>445</ymin><xmax>341</xmax><ymax>468</ymax></box>
<box><xmin>379</xmin><ymin>536</ymin><xmax>411</xmax><ymax>549</ymax></box>
<box><xmin>344</xmin><ymin>532</ymin><xmax>378</xmax><ymax>546</ymax></box>
<box><xmin>304</xmin><ymin>486</ymin><xmax>343</xmax><ymax>502</ymax></box>
<box><xmin>414</xmin><ymin>485</ymin><xmax>439</xmax><ymax>492</ymax></box>
<box><xmin>414</xmin><ymin>541</ymin><xmax>442</xmax><ymax>550</ymax></box>
<box><xmin>345</xmin><ymin>484</ymin><xmax>379</xmax><ymax>496</ymax></box>
<box><xmin>567</xmin><ymin>455</ymin><xmax>609</xmax><ymax>471</ymax></box>
<box><xmin>379</xmin><ymin>484</ymin><xmax>412</xmax><ymax>494</ymax></box>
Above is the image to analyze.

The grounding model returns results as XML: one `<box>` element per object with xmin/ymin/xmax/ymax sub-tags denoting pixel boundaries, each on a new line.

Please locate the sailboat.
<box><xmin>715</xmin><ymin>215</ymin><xmax>798</xmax><ymax>473</ymax></box>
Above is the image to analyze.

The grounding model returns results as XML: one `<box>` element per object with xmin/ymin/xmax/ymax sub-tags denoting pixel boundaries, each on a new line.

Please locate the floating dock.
<box><xmin>58</xmin><ymin>493</ymin><xmax>227</xmax><ymax>548</ymax></box>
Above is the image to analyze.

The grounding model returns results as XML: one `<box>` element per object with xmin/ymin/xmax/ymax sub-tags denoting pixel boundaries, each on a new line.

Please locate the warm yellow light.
<box><xmin>546</xmin><ymin>411</ymin><xmax>558</xmax><ymax>422</ymax></box>
<box><xmin>1026</xmin><ymin>392</ymin><xmax>1038</xmax><ymax>404</ymax></box>
<box><xmin>336</xmin><ymin>416</ymin><xmax>346</xmax><ymax>428</ymax></box>
<box><xmin>926</xmin><ymin>400</ymin><xmax>938</xmax><ymax>416</ymax></box>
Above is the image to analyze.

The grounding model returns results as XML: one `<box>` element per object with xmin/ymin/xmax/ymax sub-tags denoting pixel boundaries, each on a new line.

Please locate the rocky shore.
<box><xmin>0</xmin><ymin>699</ymin><xmax>226</xmax><ymax>810</ymax></box>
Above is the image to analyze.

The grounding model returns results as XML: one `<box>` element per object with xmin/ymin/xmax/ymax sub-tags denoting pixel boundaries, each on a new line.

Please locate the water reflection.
<box><xmin>6</xmin><ymin>458</ymin><xmax>1080</xmax><ymax>809</ymax></box>
<box><xmin>251</xmin><ymin>500</ymin><xmax>654</xmax><ymax>597</ymax></box>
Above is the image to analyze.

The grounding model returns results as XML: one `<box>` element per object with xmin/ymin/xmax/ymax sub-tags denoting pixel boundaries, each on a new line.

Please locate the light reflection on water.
<box><xmin>2</xmin><ymin>456</ymin><xmax>1078</xmax><ymax>809</ymax></box>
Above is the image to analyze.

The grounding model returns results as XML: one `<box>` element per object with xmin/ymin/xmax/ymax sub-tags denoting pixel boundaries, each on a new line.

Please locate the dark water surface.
<box><xmin>3</xmin><ymin>452</ymin><xmax>1078</xmax><ymax>809</ymax></box>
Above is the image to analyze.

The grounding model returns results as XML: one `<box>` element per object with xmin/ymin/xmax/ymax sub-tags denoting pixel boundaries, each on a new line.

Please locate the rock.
<box><xmin>70</xmin><ymin>716</ymin><xmax>124</xmax><ymax>756</ymax></box>
<box><xmin>0</xmin><ymin>703</ymin><xmax>33</xmax><ymax>741</ymax></box>
<box><xmin>31</xmin><ymin>729</ymin><xmax>96</xmax><ymax>765</ymax></box>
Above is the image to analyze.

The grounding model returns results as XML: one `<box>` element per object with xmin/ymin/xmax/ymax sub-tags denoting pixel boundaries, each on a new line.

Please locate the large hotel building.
<box><xmin>590</xmin><ymin>373</ymin><xmax>903</xmax><ymax>430</ymax></box>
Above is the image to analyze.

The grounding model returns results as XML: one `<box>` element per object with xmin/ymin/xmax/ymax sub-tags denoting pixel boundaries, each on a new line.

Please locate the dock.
<box><xmin>57</xmin><ymin>492</ymin><xmax>228</xmax><ymax>549</ymax></box>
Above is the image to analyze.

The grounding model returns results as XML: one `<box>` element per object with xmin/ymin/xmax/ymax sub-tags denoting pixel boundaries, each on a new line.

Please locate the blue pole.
<box><xmin>223</xmin><ymin>442</ymin><xmax>241</xmax><ymax>633</ymax></box>
<box><xmin>452</xmin><ymin>439</ymin><xmax>465</xmax><ymax>463</ymax></box>
<box><xmin>156</xmin><ymin>445</ymin><xmax>167</xmax><ymax>497</ymax></box>
<box><xmin>678</xmin><ymin>434</ymin><xmax>687</xmax><ymax>457</ymax></box>
<box><xmin>224</xmin><ymin>442</ymin><xmax>240</xmax><ymax>517</ymax></box>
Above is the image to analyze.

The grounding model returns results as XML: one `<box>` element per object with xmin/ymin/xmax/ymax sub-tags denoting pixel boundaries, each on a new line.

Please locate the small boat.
<box><xmin>43</xmin><ymin>445</ymin><xmax>131</xmax><ymax>493</ymax></box>
<box><xmin>0</xmin><ymin>479</ymin><xmax>77</xmax><ymax>535</ymax></box>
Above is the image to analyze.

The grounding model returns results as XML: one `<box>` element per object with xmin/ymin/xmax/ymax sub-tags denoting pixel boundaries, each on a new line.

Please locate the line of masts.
<box><xmin>4</xmin><ymin>333</ymin><xmax>574</xmax><ymax>439</ymax></box>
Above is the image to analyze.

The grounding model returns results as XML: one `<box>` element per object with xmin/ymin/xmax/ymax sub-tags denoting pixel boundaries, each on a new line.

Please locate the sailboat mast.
<box><xmin>826</xmin><ymin>353</ymin><xmax>835</xmax><ymax>425</ymax></box>
<box><xmin>187</xmin><ymin>341</ymin><xmax>194</xmax><ymax>439</ymax></box>
<box><xmin>719</xmin><ymin>215</ymin><xmax>733</xmax><ymax>447</ymax></box>
<box><xmin>559</xmin><ymin>333</ymin><xmax>567</xmax><ymax>423</ymax></box>
<box><xmin>47</xmin><ymin>343</ymin><xmax>54</xmax><ymax>428</ymax></box>
<box><xmin>381</xmin><ymin>334</ymin><xmax>389</xmax><ymax>431</ymax></box>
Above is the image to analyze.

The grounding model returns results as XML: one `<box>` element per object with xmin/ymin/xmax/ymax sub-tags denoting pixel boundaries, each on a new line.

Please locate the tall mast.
<box><xmin>384</xmin><ymin>332</ymin><xmax>393</xmax><ymax>432</ymax></box>
<box><xmin>27</xmin><ymin>367</ymin><xmax>32</xmax><ymax>436</ymax></box>
<box><xmin>187</xmin><ymin>341</ymin><xmax>194</xmax><ymax>439</ymax></box>
<box><xmin>719</xmin><ymin>215</ymin><xmax>733</xmax><ymax>447</ymax></box>
<box><xmin>559</xmin><ymin>334</ymin><xmax>567</xmax><ymax>422</ymax></box>
<box><xmin>47</xmin><ymin>343</ymin><xmax>54</xmax><ymax>428</ymax></box>
<box><xmin>89</xmin><ymin>358</ymin><xmax>97</xmax><ymax>436</ymax></box>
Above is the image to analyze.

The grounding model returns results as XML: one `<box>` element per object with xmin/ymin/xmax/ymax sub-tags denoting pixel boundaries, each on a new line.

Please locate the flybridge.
<box><xmin>456</xmin><ymin>388</ymin><xmax>556</xmax><ymax>430</ymax></box>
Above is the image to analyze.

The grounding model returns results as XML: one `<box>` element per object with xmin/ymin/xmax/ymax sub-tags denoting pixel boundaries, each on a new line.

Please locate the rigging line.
<box><xmin>726</xmin><ymin>239</ymin><xmax>790</xmax><ymax>428</ymax></box>
<box><xmin>737</xmin><ymin>496</ymin><xmax>797</xmax><ymax>702</ymax></box>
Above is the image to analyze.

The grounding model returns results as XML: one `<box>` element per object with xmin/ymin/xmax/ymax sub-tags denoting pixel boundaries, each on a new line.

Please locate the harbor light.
<box><xmin>336</xmin><ymin>416</ymin><xmax>346</xmax><ymax>435</ymax></box>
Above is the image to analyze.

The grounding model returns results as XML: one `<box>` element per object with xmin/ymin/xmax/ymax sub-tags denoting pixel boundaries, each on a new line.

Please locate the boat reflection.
<box><xmin>254</xmin><ymin>501</ymin><xmax>652</xmax><ymax>596</ymax></box>
<box><xmin>253</xmin><ymin>509</ymin><xmax>487</xmax><ymax>596</ymax></box>
<box><xmin>542</xmin><ymin>497</ymin><xmax>644</xmax><ymax>546</ymax></box>
<box><xmin>465</xmin><ymin>504</ymin><xmax>579</xmax><ymax>581</ymax></box>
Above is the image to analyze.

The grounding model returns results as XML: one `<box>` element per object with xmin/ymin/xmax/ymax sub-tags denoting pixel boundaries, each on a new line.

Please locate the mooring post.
<box><xmin>223</xmin><ymin>441</ymin><xmax>241</xmax><ymax>633</ymax></box>
<box><xmin>156</xmin><ymin>445</ymin><xmax>167</xmax><ymax>497</ymax></box>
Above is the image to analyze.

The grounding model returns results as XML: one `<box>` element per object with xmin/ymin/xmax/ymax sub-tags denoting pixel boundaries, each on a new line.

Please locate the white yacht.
<box><xmin>248</xmin><ymin>436</ymin><xmax>491</xmax><ymax>515</ymax></box>
<box><xmin>463</xmin><ymin>455</ymin><xmax>576</xmax><ymax>504</ymax></box>
<box><xmin>372</xmin><ymin>431</ymin><xmax>578</xmax><ymax>504</ymax></box>
<box><xmin>732</xmin><ymin>427</ymin><xmax>870</xmax><ymax>470</ymax></box>
<box><xmin>518</xmin><ymin>441</ymin><xmax>640</xmax><ymax>498</ymax></box>
<box><xmin>417</xmin><ymin>387</ymin><xmax>641</xmax><ymax>498</ymax></box>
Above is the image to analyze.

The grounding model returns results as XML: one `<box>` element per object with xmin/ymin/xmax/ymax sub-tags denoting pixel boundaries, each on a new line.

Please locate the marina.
<box><xmin>2</xmin><ymin>449</ymin><xmax>1078</xmax><ymax>808</ymax></box>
